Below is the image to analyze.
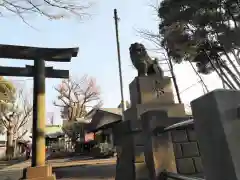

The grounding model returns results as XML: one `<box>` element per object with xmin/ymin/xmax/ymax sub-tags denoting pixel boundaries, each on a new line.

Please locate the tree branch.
<box><xmin>0</xmin><ymin>0</ymin><xmax>92</xmax><ymax>20</ymax></box>
<box><xmin>54</xmin><ymin>75</ymin><xmax>102</xmax><ymax>121</ymax></box>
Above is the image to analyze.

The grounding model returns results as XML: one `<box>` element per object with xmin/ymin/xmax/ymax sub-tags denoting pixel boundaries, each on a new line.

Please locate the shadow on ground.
<box><xmin>53</xmin><ymin>164</ymin><xmax>116</xmax><ymax>179</ymax></box>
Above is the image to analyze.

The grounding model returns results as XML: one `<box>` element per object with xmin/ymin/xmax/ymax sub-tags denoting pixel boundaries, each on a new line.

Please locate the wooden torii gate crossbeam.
<box><xmin>0</xmin><ymin>44</ymin><xmax>79</xmax><ymax>180</ymax></box>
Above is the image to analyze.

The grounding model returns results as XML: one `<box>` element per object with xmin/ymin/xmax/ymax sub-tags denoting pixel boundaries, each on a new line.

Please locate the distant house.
<box><xmin>28</xmin><ymin>125</ymin><xmax>65</xmax><ymax>151</ymax></box>
<box><xmin>28</xmin><ymin>125</ymin><xmax>64</xmax><ymax>140</ymax></box>
<box><xmin>58</xmin><ymin>108</ymin><xmax>122</xmax><ymax>153</ymax></box>
<box><xmin>45</xmin><ymin>125</ymin><xmax>64</xmax><ymax>139</ymax></box>
<box><xmin>85</xmin><ymin>108</ymin><xmax>122</xmax><ymax>148</ymax></box>
<box><xmin>44</xmin><ymin>125</ymin><xmax>65</xmax><ymax>151</ymax></box>
<box><xmin>86</xmin><ymin>108</ymin><xmax>122</xmax><ymax>132</ymax></box>
<box><xmin>62</xmin><ymin>119</ymin><xmax>93</xmax><ymax>152</ymax></box>
<box><xmin>0</xmin><ymin>129</ymin><xmax>32</xmax><ymax>159</ymax></box>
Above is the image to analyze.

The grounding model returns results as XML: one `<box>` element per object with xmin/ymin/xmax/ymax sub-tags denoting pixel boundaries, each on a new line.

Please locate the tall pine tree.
<box><xmin>158</xmin><ymin>0</ymin><xmax>240</xmax><ymax>89</ymax></box>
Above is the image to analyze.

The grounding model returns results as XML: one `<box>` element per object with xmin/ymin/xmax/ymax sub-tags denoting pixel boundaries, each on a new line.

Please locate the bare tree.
<box><xmin>0</xmin><ymin>0</ymin><xmax>92</xmax><ymax>22</ymax></box>
<box><xmin>54</xmin><ymin>75</ymin><xmax>102</xmax><ymax>148</ymax></box>
<box><xmin>0</xmin><ymin>77</ymin><xmax>15</xmax><ymax>137</ymax></box>
<box><xmin>54</xmin><ymin>75</ymin><xmax>102</xmax><ymax>121</ymax></box>
<box><xmin>0</xmin><ymin>85</ymin><xmax>32</xmax><ymax>160</ymax></box>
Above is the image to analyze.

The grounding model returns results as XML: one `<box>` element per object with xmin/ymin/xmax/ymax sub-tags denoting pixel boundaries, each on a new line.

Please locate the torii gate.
<box><xmin>0</xmin><ymin>44</ymin><xmax>79</xmax><ymax>180</ymax></box>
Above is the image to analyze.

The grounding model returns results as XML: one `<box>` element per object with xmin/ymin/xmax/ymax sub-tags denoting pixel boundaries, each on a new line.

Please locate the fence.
<box><xmin>154</xmin><ymin>119</ymin><xmax>205</xmax><ymax>180</ymax></box>
<box><xmin>153</xmin><ymin>118</ymin><xmax>194</xmax><ymax>136</ymax></box>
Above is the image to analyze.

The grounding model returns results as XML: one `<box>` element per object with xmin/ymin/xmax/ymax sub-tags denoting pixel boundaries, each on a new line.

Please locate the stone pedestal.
<box><xmin>141</xmin><ymin>111</ymin><xmax>185</xmax><ymax>178</ymax></box>
<box><xmin>129</xmin><ymin>76</ymin><xmax>175</xmax><ymax>106</ymax></box>
<box><xmin>22</xmin><ymin>165</ymin><xmax>56</xmax><ymax>180</ymax></box>
<box><xmin>128</xmin><ymin>76</ymin><xmax>186</xmax><ymax>119</ymax></box>
<box><xmin>115</xmin><ymin>75</ymin><xmax>188</xmax><ymax>180</ymax></box>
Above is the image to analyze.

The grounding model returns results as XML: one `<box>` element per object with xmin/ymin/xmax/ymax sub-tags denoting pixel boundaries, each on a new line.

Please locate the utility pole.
<box><xmin>114</xmin><ymin>9</ymin><xmax>126</xmax><ymax>121</ymax></box>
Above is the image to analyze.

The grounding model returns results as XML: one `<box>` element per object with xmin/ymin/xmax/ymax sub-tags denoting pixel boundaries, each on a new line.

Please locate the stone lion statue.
<box><xmin>129</xmin><ymin>42</ymin><xmax>164</xmax><ymax>77</ymax></box>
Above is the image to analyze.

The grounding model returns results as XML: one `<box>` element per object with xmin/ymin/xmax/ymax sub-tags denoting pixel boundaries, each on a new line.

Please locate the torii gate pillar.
<box><xmin>0</xmin><ymin>44</ymin><xmax>79</xmax><ymax>180</ymax></box>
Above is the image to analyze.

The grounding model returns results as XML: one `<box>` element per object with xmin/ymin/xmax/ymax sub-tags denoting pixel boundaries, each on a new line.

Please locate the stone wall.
<box><xmin>113</xmin><ymin>113</ymin><xmax>206</xmax><ymax>179</ymax></box>
<box><xmin>171</xmin><ymin>126</ymin><xmax>204</xmax><ymax>177</ymax></box>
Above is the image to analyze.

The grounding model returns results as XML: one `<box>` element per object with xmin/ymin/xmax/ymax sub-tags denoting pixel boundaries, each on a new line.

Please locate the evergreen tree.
<box><xmin>158</xmin><ymin>0</ymin><xmax>240</xmax><ymax>89</ymax></box>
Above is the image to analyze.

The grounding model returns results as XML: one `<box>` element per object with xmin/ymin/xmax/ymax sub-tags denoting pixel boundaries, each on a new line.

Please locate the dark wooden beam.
<box><xmin>0</xmin><ymin>66</ymin><xmax>69</xmax><ymax>78</ymax></box>
<box><xmin>0</xmin><ymin>44</ymin><xmax>79</xmax><ymax>62</ymax></box>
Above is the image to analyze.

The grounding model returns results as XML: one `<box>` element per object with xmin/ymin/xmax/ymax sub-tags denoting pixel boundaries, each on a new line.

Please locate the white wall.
<box><xmin>0</xmin><ymin>133</ymin><xmax>6</xmax><ymax>160</ymax></box>
<box><xmin>0</xmin><ymin>134</ymin><xmax>6</xmax><ymax>141</ymax></box>
<box><xmin>0</xmin><ymin>147</ymin><xmax>6</xmax><ymax>159</ymax></box>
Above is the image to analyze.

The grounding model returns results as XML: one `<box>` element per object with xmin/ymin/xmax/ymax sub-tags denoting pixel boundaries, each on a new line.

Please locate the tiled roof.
<box><xmin>85</xmin><ymin>108</ymin><xmax>122</xmax><ymax>118</ymax></box>
<box><xmin>98</xmin><ymin>108</ymin><xmax>122</xmax><ymax>116</ymax></box>
<box><xmin>85</xmin><ymin>108</ymin><xmax>122</xmax><ymax>132</ymax></box>
<box><xmin>46</xmin><ymin>125</ymin><xmax>63</xmax><ymax>134</ymax></box>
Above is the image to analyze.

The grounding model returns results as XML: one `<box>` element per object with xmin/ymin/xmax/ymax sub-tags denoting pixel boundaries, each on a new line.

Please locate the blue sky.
<box><xmin>0</xmin><ymin>0</ymin><xmax>223</xmax><ymax>124</ymax></box>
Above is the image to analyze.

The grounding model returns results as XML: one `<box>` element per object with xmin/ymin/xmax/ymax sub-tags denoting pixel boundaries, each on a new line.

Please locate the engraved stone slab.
<box><xmin>129</xmin><ymin>76</ymin><xmax>175</xmax><ymax>106</ymax></box>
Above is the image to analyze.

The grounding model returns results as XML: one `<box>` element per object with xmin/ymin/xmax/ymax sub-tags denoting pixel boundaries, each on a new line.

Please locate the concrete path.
<box><xmin>54</xmin><ymin>163</ymin><xmax>116</xmax><ymax>180</ymax></box>
<box><xmin>0</xmin><ymin>157</ymin><xmax>116</xmax><ymax>180</ymax></box>
<box><xmin>0</xmin><ymin>157</ymin><xmax>116</xmax><ymax>171</ymax></box>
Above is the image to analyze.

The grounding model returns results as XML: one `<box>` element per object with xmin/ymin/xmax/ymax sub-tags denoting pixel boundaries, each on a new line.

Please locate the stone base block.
<box><xmin>124</xmin><ymin>103</ymin><xmax>186</xmax><ymax>124</ymax></box>
<box><xmin>25</xmin><ymin>175</ymin><xmax>56</xmax><ymax>180</ymax></box>
<box><xmin>135</xmin><ymin>154</ymin><xmax>145</xmax><ymax>163</ymax></box>
<box><xmin>134</xmin><ymin>145</ymin><xmax>145</xmax><ymax>163</ymax></box>
<box><xmin>135</xmin><ymin>162</ymin><xmax>149</xmax><ymax>180</ymax></box>
<box><xmin>23</xmin><ymin>165</ymin><xmax>55</xmax><ymax>180</ymax></box>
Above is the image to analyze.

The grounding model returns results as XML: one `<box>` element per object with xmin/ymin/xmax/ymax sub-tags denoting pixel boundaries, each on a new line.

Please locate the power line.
<box><xmin>188</xmin><ymin>61</ymin><xmax>209</xmax><ymax>93</ymax></box>
<box><xmin>180</xmin><ymin>80</ymin><xmax>202</xmax><ymax>94</ymax></box>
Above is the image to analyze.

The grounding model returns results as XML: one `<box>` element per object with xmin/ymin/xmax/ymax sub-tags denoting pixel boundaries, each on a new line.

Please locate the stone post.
<box><xmin>191</xmin><ymin>89</ymin><xmax>240</xmax><ymax>180</ymax></box>
<box><xmin>141</xmin><ymin>110</ymin><xmax>180</xmax><ymax>179</ymax></box>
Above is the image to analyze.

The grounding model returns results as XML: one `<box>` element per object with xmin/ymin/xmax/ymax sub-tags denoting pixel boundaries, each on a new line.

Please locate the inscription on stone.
<box><xmin>153</xmin><ymin>80</ymin><xmax>164</xmax><ymax>98</ymax></box>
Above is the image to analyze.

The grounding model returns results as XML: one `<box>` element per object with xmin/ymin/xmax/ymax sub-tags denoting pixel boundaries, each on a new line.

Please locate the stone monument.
<box><xmin>114</xmin><ymin>42</ymin><xmax>188</xmax><ymax>180</ymax></box>
<box><xmin>191</xmin><ymin>89</ymin><xmax>240</xmax><ymax>180</ymax></box>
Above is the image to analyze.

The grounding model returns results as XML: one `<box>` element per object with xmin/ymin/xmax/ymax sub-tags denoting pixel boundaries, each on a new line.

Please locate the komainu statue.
<box><xmin>129</xmin><ymin>42</ymin><xmax>164</xmax><ymax>77</ymax></box>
